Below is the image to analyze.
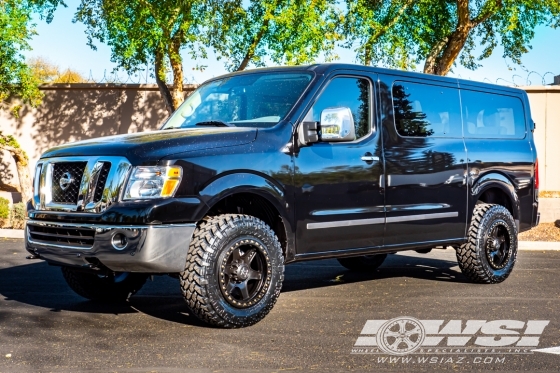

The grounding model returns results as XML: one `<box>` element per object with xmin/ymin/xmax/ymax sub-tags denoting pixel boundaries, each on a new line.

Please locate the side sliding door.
<box><xmin>380</xmin><ymin>76</ymin><xmax>468</xmax><ymax>247</ymax></box>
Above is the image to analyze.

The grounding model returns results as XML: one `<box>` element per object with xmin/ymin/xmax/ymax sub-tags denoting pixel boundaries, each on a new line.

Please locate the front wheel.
<box><xmin>180</xmin><ymin>214</ymin><xmax>284</xmax><ymax>328</ymax></box>
<box><xmin>61</xmin><ymin>267</ymin><xmax>148</xmax><ymax>302</ymax></box>
<box><xmin>456</xmin><ymin>203</ymin><xmax>518</xmax><ymax>284</ymax></box>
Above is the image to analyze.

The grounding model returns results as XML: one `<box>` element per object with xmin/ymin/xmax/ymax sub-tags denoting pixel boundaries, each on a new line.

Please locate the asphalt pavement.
<box><xmin>1</xmin><ymin>238</ymin><xmax>560</xmax><ymax>373</ymax></box>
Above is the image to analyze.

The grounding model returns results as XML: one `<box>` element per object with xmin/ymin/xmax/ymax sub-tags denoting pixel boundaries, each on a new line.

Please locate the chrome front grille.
<box><xmin>27</xmin><ymin>223</ymin><xmax>95</xmax><ymax>248</ymax></box>
<box><xmin>33</xmin><ymin>156</ymin><xmax>132</xmax><ymax>213</ymax></box>
<box><xmin>51</xmin><ymin>162</ymin><xmax>87</xmax><ymax>204</ymax></box>
<box><xmin>93</xmin><ymin>162</ymin><xmax>111</xmax><ymax>203</ymax></box>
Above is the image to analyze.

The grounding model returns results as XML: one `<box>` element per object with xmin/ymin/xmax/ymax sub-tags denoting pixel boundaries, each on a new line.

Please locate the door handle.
<box><xmin>361</xmin><ymin>155</ymin><xmax>379</xmax><ymax>162</ymax></box>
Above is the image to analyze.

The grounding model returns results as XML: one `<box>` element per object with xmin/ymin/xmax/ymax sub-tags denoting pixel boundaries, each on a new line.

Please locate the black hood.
<box><xmin>40</xmin><ymin>127</ymin><xmax>257</xmax><ymax>164</ymax></box>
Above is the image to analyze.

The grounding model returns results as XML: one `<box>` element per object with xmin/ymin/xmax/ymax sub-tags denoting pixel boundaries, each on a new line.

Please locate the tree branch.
<box><xmin>423</xmin><ymin>36</ymin><xmax>449</xmax><ymax>74</ymax></box>
<box><xmin>472</xmin><ymin>0</ymin><xmax>503</xmax><ymax>26</ymax></box>
<box><xmin>235</xmin><ymin>4</ymin><xmax>275</xmax><ymax>71</ymax></box>
<box><xmin>363</xmin><ymin>0</ymin><xmax>413</xmax><ymax>65</ymax></box>
<box><xmin>154</xmin><ymin>47</ymin><xmax>175</xmax><ymax>114</ymax></box>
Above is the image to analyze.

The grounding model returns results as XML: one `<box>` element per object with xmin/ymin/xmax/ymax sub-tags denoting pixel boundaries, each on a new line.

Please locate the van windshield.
<box><xmin>162</xmin><ymin>72</ymin><xmax>313</xmax><ymax>130</ymax></box>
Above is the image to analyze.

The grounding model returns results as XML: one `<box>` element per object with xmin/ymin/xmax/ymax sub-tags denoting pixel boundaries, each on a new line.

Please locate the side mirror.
<box><xmin>320</xmin><ymin>107</ymin><xmax>356</xmax><ymax>142</ymax></box>
<box><xmin>297</xmin><ymin>121</ymin><xmax>319</xmax><ymax>146</ymax></box>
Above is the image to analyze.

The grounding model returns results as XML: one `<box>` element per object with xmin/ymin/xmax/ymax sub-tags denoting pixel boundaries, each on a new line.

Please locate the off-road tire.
<box><xmin>180</xmin><ymin>214</ymin><xmax>284</xmax><ymax>328</ymax></box>
<box><xmin>337</xmin><ymin>254</ymin><xmax>387</xmax><ymax>272</ymax></box>
<box><xmin>456</xmin><ymin>203</ymin><xmax>518</xmax><ymax>284</ymax></box>
<box><xmin>61</xmin><ymin>267</ymin><xmax>148</xmax><ymax>302</ymax></box>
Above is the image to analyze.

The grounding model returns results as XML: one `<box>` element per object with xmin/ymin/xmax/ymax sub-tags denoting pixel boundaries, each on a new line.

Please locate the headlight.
<box><xmin>123</xmin><ymin>166</ymin><xmax>182</xmax><ymax>200</ymax></box>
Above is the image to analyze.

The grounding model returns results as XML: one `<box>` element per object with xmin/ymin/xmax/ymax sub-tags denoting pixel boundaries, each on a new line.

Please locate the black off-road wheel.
<box><xmin>337</xmin><ymin>254</ymin><xmax>387</xmax><ymax>272</ymax></box>
<box><xmin>456</xmin><ymin>203</ymin><xmax>518</xmax><ymax>284</ymax></box>
<box><xmin>61</xmin><ymin>267</ymin><xmax>148</xmax><ymax>302</ymax></box>
<box><xmin>180</xmin><ymin>214</ymin><xmax>284</xmax><ymax>328</ymax></box>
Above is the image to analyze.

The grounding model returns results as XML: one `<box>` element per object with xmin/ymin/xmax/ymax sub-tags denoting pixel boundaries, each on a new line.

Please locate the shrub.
<box><xmin>0</xmin><ymin>197</ymin><xmax>9</xmax><ymax>219</ymax></box>
<box><xmin>11</xmin><ymin>202</ymin><xmax>26</xmax><ymax>229</ymax></box>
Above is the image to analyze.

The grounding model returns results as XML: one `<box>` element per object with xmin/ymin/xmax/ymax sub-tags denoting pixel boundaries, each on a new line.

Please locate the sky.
<box><xmin>27</xmin><ymin>1</ymin><xmax>560</xmax><ymax>86</ymax></box>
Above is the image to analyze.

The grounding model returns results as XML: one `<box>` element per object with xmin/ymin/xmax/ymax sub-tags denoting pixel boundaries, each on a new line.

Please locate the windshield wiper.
<box><xmin>195</xmin><ymin>120</ymin><xmax>233</xmax><ymax>127</ymax></box>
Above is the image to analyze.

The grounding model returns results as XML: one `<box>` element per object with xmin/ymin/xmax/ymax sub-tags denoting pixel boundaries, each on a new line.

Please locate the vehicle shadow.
<box><xmin>282</xmin><ymin>252</ymin><xmax>467</xmax><ymax>292</ymax></box>
<box><xmin>0</xmin><ymin>252</ymin><xmax>465</xmax><ymax>326</ymax></box>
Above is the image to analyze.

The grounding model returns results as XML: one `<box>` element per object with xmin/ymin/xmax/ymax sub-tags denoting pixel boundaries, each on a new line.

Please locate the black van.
<box><xmin>25</xmin><ymin>64</ymin><xmax>539</xmax><ymax>328</ymax></box>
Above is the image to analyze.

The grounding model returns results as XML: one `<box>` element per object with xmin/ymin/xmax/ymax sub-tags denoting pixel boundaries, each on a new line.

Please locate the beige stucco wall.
<box><xmin>523</xmin><ymin>86</ymin><xmax>560</xmax><ymax>191</ymax></box>
<box><xmin>0</xmin><ymin>84</ymin><xmax>195</xmax><ymax>189</ymax></box>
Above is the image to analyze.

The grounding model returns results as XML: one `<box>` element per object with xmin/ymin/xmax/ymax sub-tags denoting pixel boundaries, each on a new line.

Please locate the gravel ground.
<box><xmin>520</xmin><ymin>222</ymin><xmax>560</xmax><ymax>241</ymax></box>
<box><xmin>539</xmin><ymin>191</ymin><xmax>560</xmax><ymax>198</ymax></box>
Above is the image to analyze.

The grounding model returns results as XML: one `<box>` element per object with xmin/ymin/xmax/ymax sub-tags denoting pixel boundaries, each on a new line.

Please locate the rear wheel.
<box><xmin>456</xmin><ymin>203</ymin><xmax>518</xmax><ymax>284</ymax></box>
<box><xmin>337</xmin><ymin>254</ymin><xmax>387</xmax><ymax>272</ymax></box>
<box><xmin>180</xmin><ymin>214</ymin><xmax>284</xmax><ymax>328</ymax></box>
<box><xmin>61</xmin><ymin>267</ymin><xmax>148</xmax><ymax>302</ymax></box>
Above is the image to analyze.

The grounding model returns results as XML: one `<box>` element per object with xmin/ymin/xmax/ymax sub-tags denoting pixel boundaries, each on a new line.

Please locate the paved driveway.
<box><xmin>1</xmin><ymin>238</ymin><xmax>560</xmax><ymax>372</ymax></box>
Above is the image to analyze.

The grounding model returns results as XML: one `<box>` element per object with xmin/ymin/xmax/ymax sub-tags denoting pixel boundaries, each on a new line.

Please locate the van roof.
<box><xmin>210</xmin><ymin>63</ymin><xmax>525</xmax><ymax>96</ymax></box>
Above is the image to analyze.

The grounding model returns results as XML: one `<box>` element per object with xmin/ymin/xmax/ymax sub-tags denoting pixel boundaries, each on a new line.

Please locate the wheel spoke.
<box><xmin>401</xmin><ymin>336</ymin><xmax>416</xmax><ymax>349</ymax></box>
<box><xmin>497</xmin><ymin>248</ymin><xmax>505</xmax><ymax>259</ymax></box>
<box><xmin>398</xmin><ymin>320</ymin><xmax>408</xmax><ymax>333</ymax></box>
<box><xmin>244</xmin><ymin>248</ymin><xmax>257</xmax><ymax>265</ymax></box>
<box><xmin>384</xmin><ymin>330</ymin><xmax>401</xmax><ymax>338</ymax></box>
<box><xmin>231</xmin><ymin>248</ymin><xmax>242</xmax><ymax>262</ymax></box>
<box><xmin>225</xmin><ymin>281</ymin><xmax>236</xmax><ymax>295</ymax></box>
<box><xmin>247</xmin><ymin>269</ymin><xmax>262</xmax><ymax>281</ymax></box>
<box><xmin>388</xmin><ymin>336</ymin><xmax>403</xmax><ymax>349</ymax></box>
<box><xmin>237</xmin><ymin>282</ymin><xmax>250</xmax><ymax>300</ymax></box>
<box><xmin>405</xmin><ymin>326</ymin><xmax>421</xmax><ymax>337</ymax></box>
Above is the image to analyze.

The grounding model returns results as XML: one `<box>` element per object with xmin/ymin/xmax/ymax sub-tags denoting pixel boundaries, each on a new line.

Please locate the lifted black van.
<box><xmin>25</xmin><ymin>64</ymin><xmax>539</xmax><ymax>327</ymax></box>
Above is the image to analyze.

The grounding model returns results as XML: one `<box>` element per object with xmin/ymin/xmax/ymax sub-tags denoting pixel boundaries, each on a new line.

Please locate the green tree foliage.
<box><xmin>28</xmin><ymin>57</ymin><xmax>86</xmax><ymax>83</ymax></box>
<box><xmin>0</xmin><ymin>0</ymin><xmax>64</xmax><ymax>110</ymax></box>
<box><xmin>75</xmin><ymin>0</ymin><xmax>212</xmax><ymax>113</ymax></box>
<box><xmin>0</xmin><ymin>131</ymin><xmax>32</xmax><ymax>203</ymax></box>
<box><xmin>75</xmin><ymin>0</ymin><xmax>342</xmax><ymax>112</ymax></box>
<box><xmin>209</xmin><ymin>0</ymin><xmax>342</xmax><ymax>72</ymax></box>
<box><xmin>343</xmin><ymin>0</ymin><xmax>414</xmax><ymax>69</ymax></box>
<box><xmin>345</xmin><ymin>0</ymin><xmax>560</xmax><ymax>76</ymax></box>
<box><xmin>0</xmin><ymin>197</ymin><xmax>9</xmax><ymax>219</ymax></box>
<box><xmin>11</xmin><ymin>202</ymin><xmax>27</xmax><ymax>229</ymax></box>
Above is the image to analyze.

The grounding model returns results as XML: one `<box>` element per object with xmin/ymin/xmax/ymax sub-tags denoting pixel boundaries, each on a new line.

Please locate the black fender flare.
<box><xmin>470</xmin><ymin>172</ymin><xmax>520</xmax><ymax>221</ymax></box>
<box><xmin>197</xmin><ymin>172</ymin><xmax>295</xmax><ymax>261</ymax></box>
<box><xmin>199</xmin><ymin>172</ymin><xmax>285</xmax><ymax>209</ymax></box>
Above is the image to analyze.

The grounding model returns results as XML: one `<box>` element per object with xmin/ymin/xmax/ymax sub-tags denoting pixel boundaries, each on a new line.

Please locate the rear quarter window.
<box><xmin>460</xmin><ymin>90</ymin><xmax>526</xmax><ymax>139</ymax></box>
<box><xmin>392</xmin><ymin>81</ymin><xmax>462</xmax><ymax>138</ymax></box>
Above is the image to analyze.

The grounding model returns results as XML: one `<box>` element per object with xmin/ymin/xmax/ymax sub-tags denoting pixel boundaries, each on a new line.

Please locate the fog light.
<box><xmin>111</xmin><ymin>233</ymin><xmax>128</xmax><ymax>250</ymax></box>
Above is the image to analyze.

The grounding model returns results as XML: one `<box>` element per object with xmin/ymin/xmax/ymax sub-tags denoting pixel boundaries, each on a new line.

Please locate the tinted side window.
<box><xmin>305</xmin><ymin>77</ymin><xmax>371</xmax><ymax>140</ymax></box>
<box><xmin>392</xmin><ymin>82</ymin><xmax>462</xmax><ymax>137</ymax></box>
<box><xmin>460</xmin><ymin>90</ymin><xmax>526</xmax><ymax>139</ymax></box>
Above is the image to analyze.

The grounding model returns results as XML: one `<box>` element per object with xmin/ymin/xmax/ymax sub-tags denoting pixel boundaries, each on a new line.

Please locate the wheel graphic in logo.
<box><xmin>376</xmin><ymin>317</ymin><xmax>425</xmax><ymax>355</ymax></box>
<box><xmin>59</xmin><ymin>172</ymin><xmax>74</xmax><ymax>191</ymax></box>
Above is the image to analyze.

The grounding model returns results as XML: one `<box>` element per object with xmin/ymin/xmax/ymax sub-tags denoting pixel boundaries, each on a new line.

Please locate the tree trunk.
<box><xmin>155</xmin><ymin>49</ymin><xmax>175</xmax><ymax>114</ymax></box>
<box><xmin>428</xmin><ymin>25</ymin><xmax>472</xmax><ymax>75</ymax></box>
<box><xmin>0</xmin><ymin>144</ymin><xmax>32</xmax><ymax>203</ymax></box>
<box><xmin>168</xmin><ymin>36</ymin><xmax>185</xmax><ymax>111</ymax></box>
<box><xmin>363</xmin><ymin>44</ymin><xmax>372</xmax><ymax>66</ymax></box>
<box><xmin>423</xmin><ymin>37</ymin><xmax>449</xmax><ymax>75</ymax></box>
<box><xmin>422</xmin><ymin>0</ymin><xmax>499</xmax><ymax>76</ymax></box>
<box><xmin>423</xmin><ymin>0</ymin><xmax>474</xmax><ymax>76</ymax></box>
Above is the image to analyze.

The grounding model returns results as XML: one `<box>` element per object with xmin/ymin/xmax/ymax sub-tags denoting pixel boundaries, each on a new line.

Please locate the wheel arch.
<box><xmin>198</xmin><ymin>173</ymin><xmax>294</xmax><ymax>261</ymax></box>
<box><xmin>471</xmin><ymin>173</ymin><xmax>520</xmax><ymax>221</ymax></box>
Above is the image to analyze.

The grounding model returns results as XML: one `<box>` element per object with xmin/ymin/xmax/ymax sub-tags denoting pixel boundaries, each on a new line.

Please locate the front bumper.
<box><xmin>25</xmin><ymin>220</ymin><xmax>196</xmax><ymax>273</ymax></box>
